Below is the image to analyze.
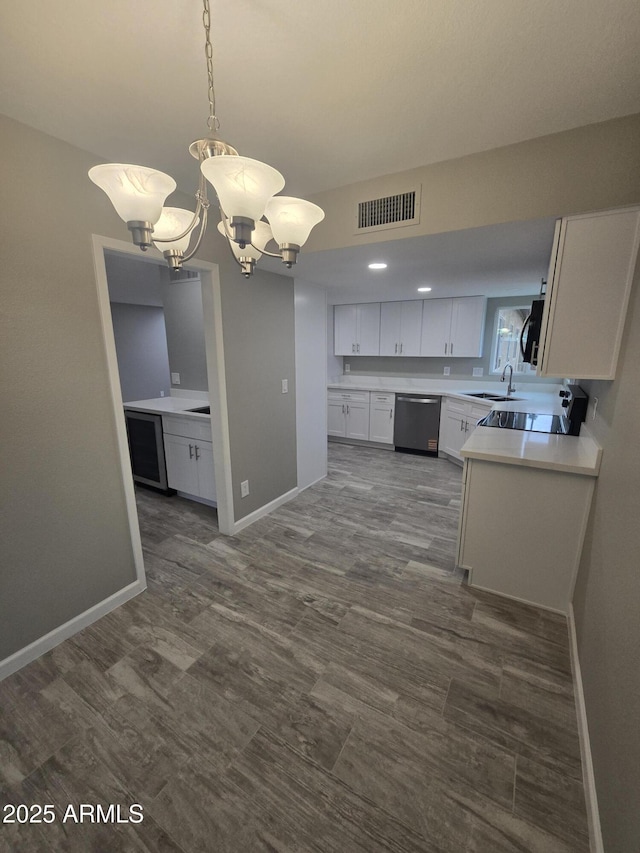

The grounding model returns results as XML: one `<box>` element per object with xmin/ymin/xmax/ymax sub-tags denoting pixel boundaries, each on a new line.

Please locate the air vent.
<box><xmin>356</xmin><ymin>187</ymin><xmax>421</xmax><ymax>234</ymax></box>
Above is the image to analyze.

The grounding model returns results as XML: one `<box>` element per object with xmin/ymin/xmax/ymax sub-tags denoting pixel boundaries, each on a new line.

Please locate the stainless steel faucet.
<box><xmin>500</xmin><ymin>363</ymin><xmax>516</xmax><ymax>396</ymax></box>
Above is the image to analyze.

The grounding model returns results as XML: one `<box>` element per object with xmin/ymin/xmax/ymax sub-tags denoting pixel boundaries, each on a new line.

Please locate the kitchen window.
<box><xmin>490</xmin><ymin>304</ymin><xmax>535</xmax><ymax>375</ymax></box>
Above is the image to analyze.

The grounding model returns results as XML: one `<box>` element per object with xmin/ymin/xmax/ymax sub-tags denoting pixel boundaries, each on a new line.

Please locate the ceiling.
<box><xmin>2</xmin><ymin>1</ymin><xmax>638</xmax><ymax>302</ymax></box>
<box><xmin>1</xmin><ymin>0</ymin><xmax>639</xmax><ymax>199</ymax></box>
<box><xmin>264</xmin><ymin>217</ymin><xmax>557</xmax><ymax>302</ymax></box>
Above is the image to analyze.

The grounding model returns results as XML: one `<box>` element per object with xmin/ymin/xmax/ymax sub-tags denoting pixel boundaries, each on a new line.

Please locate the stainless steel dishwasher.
<box><xmin>393</xmin><ymin>394</ymin><xmax>441</xmax><ymax>455</ymax></box>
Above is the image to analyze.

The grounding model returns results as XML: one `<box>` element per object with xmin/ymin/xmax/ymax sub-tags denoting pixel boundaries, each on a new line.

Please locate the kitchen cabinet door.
<box><xmin>344</xmin><ymin>401</ymin><xmax>370</xmax><ymax>440</ymax></box>
<box><xmin>369</xmin><ymin>393</ymin><xmax>395</xmax><ymax>443</ymax></box>
<box><xmin>379</xmin><ymin>301</ymin><xmax>422</xmax><ymax>356</ymax></box>
<box><xmin>334</xmin><ymin>305</ymin><xmax>358</xmax><ymax>355</ymax></box>
<box><xmin>195</xmin><ymin>440</ymin><xmax>216</xmax><ymax>502</ymax></box>
<box><xmin>357</xmin><ymin>303</ymin><xmax>381</xmax><ymax>355</ymax></box>
<box><xmin>328</xmin><ymin>400</ymin><xmax>347</xmax><ymax>437</ymax></box>
<box><xmin>537</xmin><ymin>207</ymin><xmax>640</xmax><ymax>379</ymax></box>
<box><xmin>164</xmin><ymin>434</ymin><xmax>200</xmax><ymax>495</ymax></box>
<box><xmin>420</xmin><ymin>298</ymin><xmax>452</xmax><ymax>356</ymax></box>
<box><xmin>450</xmin><ymin>296</ymin><xmax>486</xmax><ymax>357</ymax></box>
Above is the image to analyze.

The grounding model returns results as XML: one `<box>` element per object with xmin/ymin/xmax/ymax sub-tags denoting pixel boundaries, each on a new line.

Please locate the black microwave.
<box><xmin>520</xmin><ymin>299</ymin><xmax>545</xmax><ymax>366</ymax></box>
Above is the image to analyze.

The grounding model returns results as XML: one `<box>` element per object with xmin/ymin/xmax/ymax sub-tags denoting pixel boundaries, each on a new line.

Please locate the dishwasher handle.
<box><xmin>396</xmin><ymin>396</ymin><xmax>440</xmax><ymax>404</ymax></box>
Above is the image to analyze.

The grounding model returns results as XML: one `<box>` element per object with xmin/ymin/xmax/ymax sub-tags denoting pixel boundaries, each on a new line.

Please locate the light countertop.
<box><xmin>123</xmin><ymin>396</ymin><xmax>210</xmax><ymax>419</ymax></box>
<box><xmin>328</xmin><ymin>375</ymin><xmax>601</xmax><ymax>476</ymax></box>
<box><xmin>460</xmin><ymin>426</ymin><xmax>601</xmax><ymax>476</ymax></box>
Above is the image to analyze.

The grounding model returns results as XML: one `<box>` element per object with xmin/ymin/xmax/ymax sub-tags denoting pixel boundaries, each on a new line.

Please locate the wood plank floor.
<box><xmin>0</xmin><ymin>443</ymin><xmax>589</xmax><ymax>852</ymax></box>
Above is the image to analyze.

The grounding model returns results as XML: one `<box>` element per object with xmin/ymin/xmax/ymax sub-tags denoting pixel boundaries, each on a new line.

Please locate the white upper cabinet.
<box><xmin>379</xmin><ymin>301</ymin><xmax>423</xmax><ymax>356</ymax></box>
<box><xmin>420</xmin><ymin>296</ymin><xmax>486</xmax><ymax>357</ymax></box>
<box><xmin>334</xmin><ymin>303</ymin><xmax>381</xmax><ymax>356</ymax></box>
<box><xmin>537</xmin><ymin>207</ymin><xmax>640</xmax><ymax>379</ymax></box>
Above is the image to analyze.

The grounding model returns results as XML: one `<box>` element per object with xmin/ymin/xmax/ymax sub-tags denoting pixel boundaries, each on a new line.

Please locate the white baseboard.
<box><xmin>0</xmin><ymin>579</ymin><xmax>146</xmax><ymax>682</ymax></box>
<box><xmin>568</xmin><ymin>604</ymin><xmax>604</xmax><ymax>853</ymax></box>
<box><xmin>297</xmin><ymin>474</ymin><xmax>327</xmax><ymax>493</ymax></box>
<box><xmin>232</xmin><ymin>487</ymin><xmax>299</xmax><ymax>534</ymax></box>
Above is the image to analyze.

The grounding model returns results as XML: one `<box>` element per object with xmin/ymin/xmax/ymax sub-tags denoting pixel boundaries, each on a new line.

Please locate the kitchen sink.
<box><xmin>186</xmin><ymin>405</ymin><xmax>210</xmax><ymax>414</ymax></box>
<box><xmin>465</xmin><ymin>392</ymin><xmax>522</xmax><ymax>402</ymax></box>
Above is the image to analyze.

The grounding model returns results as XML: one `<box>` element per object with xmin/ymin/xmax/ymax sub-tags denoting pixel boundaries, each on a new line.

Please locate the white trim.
<box><xmin>0</xmin><ymin>580</ymin><xmax>145</xmax><ymax>681</ymax></box>
<box><xmin>568</xmin><ymin>604</ymin><xmax>604</xmax><ymax>853</ymax></box>
<box><xmin>91</xmin><ymin>235</ymin><xmax>146</xmax><ymax>585</ymax></box>
<box><xmin>232</xmin><ymin>487</ymin><xmax>299</xmax><ymax>534</ymax></box>
<box><xmin>297</xmin><ymin>474</ymin><xmax>327</xmax><ymax>493</ymax></box>
<box><xmin>91</xmin><ymin>234</ymin><xmax>236</xmax><ymax>537</ymax></box>
<box><xmin>463</xmin><ymin>581</ymin><xmax>568</xmax><ymax>615</ymax></box>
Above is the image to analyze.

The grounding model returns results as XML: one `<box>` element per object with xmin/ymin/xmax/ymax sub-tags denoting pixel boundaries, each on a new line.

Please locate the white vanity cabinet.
<box><xmin>420</xmin><ymin>296</ymin><xmax>486</xmax><ymax>358</ymax></box>
<box><xmin>334</xmin><ymin>303</ymin><xmax>381</xmax><ymax>356</ymax></box>
<box><xmin>368</xmin><ymin>393</ymin><xmax>395</xmax><ymax>444</ymax></box>
<box><xmin>379</xmin><ymin>301</ymin><xmax>423</xmax><ymax>356</ymax></box>
<box><xmin>162</xmin><ymin>415</ymin><xmax>216</xmax><ymax>504</ymax></box>
<box><xmin>537</xmin><ymin>206</ymin><xmax>640</xmax><ymax>380</ymax></box>
<box><xmin>439</xmin><ymin>397</ymin><xmax>493</xmax><ymax>462</ymax></box>
<box><xmin>327</xmin><ymin>389</ymin><xmax>371</xmax><ymax>440</ymax></box>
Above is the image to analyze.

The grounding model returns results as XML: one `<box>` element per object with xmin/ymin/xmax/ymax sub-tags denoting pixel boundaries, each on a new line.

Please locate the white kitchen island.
<box><xmin>457</xmin><ymin>424</ymin><xmax>601</xmax><ymax>613</ymax></box>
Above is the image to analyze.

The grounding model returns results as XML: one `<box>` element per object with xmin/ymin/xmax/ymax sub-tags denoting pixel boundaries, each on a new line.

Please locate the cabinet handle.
<box><xmin>342</xmin><ymin>404</ymin><xmax>345</xmax><ymax>414</ymax></box>
<box><xmin>451</xmin><ymin>342</ymin><xmax>454</xmax><ymax>355</ymax></box>
<box><xmin>395</xmin><ymin>343</ymin><xmax>398</xmax><ymax>354</ymax></box>
<box><xmin>400</xmin><ymin>342</ymin><xmax>403</xmax><ymax>354</ymax></box>
<box><xmin>352</xmin><ymin>343</ymin><xmax>355</xmax><ymax>353</ymax></box>
<box><xmin>389</xmin><ymin>409</ymin><xmax>393</xmax><ymax>420</ymax></box>
<box><xmin>460</xmin><ymin>419</ymin><xmax>464</xmax><ymax>431</ymax></box>
<box><xmin>357</xmin><ymin>343</ymin><xmax>360</xmax><ymax>353</ymax></box>
<box><xmin>195</xmin><ymin>445</ymin><xmax>200</xmax><ymax>460</ymax></box>
<box><xmin>465</xmin><ymin>420</ymin><xmax>469</xmax><ymax>432</ymax></box>
<box><xmin>444</xmin><ymin>343</ymin><xmax>447</xmax><ymax>354</ymax></box>
<box><xmin>347</xmin><ymin>404</ymin><xmax>350</xmax><ymax>415</ymax></box>
<box><xmin>189</xmin><ymin>443</ymin><xmax>194</xmax><ymax>459</ymax></box>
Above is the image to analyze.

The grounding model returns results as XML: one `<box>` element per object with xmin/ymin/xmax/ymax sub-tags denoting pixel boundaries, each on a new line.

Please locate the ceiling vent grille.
<box><xmin>356</xmin><ymin>187</ymin><xmax>420</xmax><ymax>233</ymax></box>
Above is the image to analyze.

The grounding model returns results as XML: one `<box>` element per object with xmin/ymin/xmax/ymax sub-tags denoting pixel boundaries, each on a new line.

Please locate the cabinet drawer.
<box><xmin>446</xmin><ymin>397</ymin><xmax>468</xmax><ymax>416</ymax></box>
<box><xmin>162</xmin><ymin>415</ymin><xmax>212</xmax><ymax>442</ymax></box>
<box><xmin>327</xmin><ymin>389</ymin><xmax>370</xmax><ymax>403</ymax></box>
<box><xmin>371</xmin><ymin>392</ymin><xmax>395</xmax><ymax>405</ymax></box>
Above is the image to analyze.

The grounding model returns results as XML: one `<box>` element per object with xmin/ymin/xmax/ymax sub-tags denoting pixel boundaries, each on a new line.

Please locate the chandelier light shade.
<box><xmin>88</xmin><ymin>164</ymin><xmax>176</xmax><ymax>250</ymax></box>
<box><xmin>265</xmin><ymin>196</ymin><xmax>325</xmax><ymax>248</ymax></box>
<box><xmin>87</xmin><ymin>0</ymin><xmax>323</xmax><ymax>275</ymax></box>
<box><xmin>152</xmin><ymin>207</ymin><xmax>200</xmax><ymax>254</ymax></box>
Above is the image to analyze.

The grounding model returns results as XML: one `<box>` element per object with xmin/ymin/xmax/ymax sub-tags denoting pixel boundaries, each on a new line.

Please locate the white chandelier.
<box><xmin>88</xmin><ymin>0</ymin><xmax>324</xmax><ymax>277</ymax></box>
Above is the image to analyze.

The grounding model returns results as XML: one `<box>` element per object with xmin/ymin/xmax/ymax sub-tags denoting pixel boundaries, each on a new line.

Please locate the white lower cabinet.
<box><xmin>457</xmin><ymin>458</ymin><xmax>595</xmax><ymax>612</ymax></box>
<box><xmin>440</xmin><ymin>397</ymin><xmax>492</xmax><ymax>462</ymax></box>
<box><xmin>162</xmin><ymin>415</ymin><xmax>216</xmax><ymax>503</ymax></box>
<box><xmin>368</xmin><ymin>393</ymin><xmax>395</xmax><ymax>444</ymax></box>
<box><xmin>327</xmin><ymin>390</ymin><xmax>371</xmax><ymax>440</ymax></box>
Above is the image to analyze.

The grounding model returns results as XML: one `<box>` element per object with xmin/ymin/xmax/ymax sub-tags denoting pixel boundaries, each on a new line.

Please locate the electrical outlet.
<box><xmin>472</xmin><ymin>367</ymin><xmax>484</xmax><ymax>377</ymax></box>
<box><xmin>281</xmin><ymin>379</ymin><xmax>288</xmax><ymax>394</ymax></box>
<box><xmin>240</xmin><ymin>480</ymin><xmax>250</xmax><ymax>498</ymax></box>
<box><xmin>443</xmin><ymin>366</ymin><xmax>450</xmax><ymax>376</ymax></box>
<box><xmin>160</xmin><ymin>390</ymin><xmax>165</xmax><ymax>397</ymax></box>
<box><xmin>171</xmin><ymin>372</ymin><xmax>181</xmax><ymax>385</ymax></box>
<box><xmin>344</xmin><ymin>363</ymin><xmax>350</xmax><ymax>373</ymax></box>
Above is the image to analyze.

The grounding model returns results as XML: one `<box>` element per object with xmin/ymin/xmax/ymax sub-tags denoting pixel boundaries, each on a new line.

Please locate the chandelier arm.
<box><xmin>180</xmin><ymin>206</ymin><xmax>210</xmax><ymax>263</ymax></box>
<box><xmin>258</xmin><ymin>247</ymin><xmax>283</xmax><ymax>259</ymax></box>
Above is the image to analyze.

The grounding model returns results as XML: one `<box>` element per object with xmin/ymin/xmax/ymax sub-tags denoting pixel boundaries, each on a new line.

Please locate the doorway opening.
<box><xmin>91</xmin><ymin>235</ymin><xmax>235</xmax><ymax>586</ymax></box>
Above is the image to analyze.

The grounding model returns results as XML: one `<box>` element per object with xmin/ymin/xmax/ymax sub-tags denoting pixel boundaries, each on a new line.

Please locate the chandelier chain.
<box><xmin>202</xmin><ymin>0</ymin><xmax>219</xmax><ymax>133</ymax></box>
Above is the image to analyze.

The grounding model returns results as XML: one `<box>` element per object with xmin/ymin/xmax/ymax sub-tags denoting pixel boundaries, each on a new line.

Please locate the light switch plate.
<box><xmin>344</xmin><ymin>363</ymin><xmax>350</xmax><ymax>373</ymax></box>
<box><xmin>443</xmin><ymin>366</ymin><xmax>450</xmax><ymax>376</ymax></box>
<box><xmin>472</xmin><ymin>367</ymin><xmax>484</xmax><ymax>377</ymax></box>
<box><xmin>281</xmin><ymin>379</ymin><xmax>288</xmax><ymax>394</ymax></box>
<box><xmin>171</xmin><ymin>372</ymin><xmax>181</xmax><ymax>385</ymax></box>
<box><xmin>240</xmin><ymin>480</ymin><xmax>250</xmax><ymax>498</ymax></box>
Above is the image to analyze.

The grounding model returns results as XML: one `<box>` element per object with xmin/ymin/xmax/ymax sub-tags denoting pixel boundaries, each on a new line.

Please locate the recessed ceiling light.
<box><xmin>418</xmin><ymin>287</ymin><xmax>432</xmax><ymax>292</ymax></box>
<box><xmin>368</xmin><ymin>262</ymin><xmax>387</xmax><ymax>270</ymax></box>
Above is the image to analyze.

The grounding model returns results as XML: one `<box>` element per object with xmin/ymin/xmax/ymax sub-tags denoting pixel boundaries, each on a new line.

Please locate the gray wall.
<box><xmin>340</xmin><ymin>295</ymin><xmax>545</xmax><ymax>383</ymax></box>
<box><xmin>572</xmin><ymin>258</ymin><xmax>640</xmax><ymax>851</ymax></box>
<box><xmin>214</xmin><ymin>238</ymin><xmax>298</xmax><ymax>520</ymax></box>
<box><xmin>110</xmin><ymin>302</ymin><xmax>171</xmax><ymax>402</ymax></box>
<box><xmin>160</xmin><ymin>270</ymin><xmax>208</xmax><ymax>393</ymax></box>
<box><xmin>0</xmin><ymin>116</ymin><xmax>139</xmax><ymax>659</ymax></box>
